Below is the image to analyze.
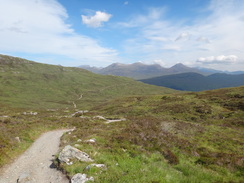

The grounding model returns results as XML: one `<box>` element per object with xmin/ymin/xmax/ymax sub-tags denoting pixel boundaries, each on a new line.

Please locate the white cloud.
<box><xmin>118</xmin><ymin>7</ymin><xmax>166</xmax><ymax>28</ymax></box>
<box><xmin>162</xmin><ymin>45</ymin><xmax>181</xmax><ymax>51</ymax></box>
<box><xmin>196</xmin><ymin>37</ymin><xmax>210</xmax><ymax>43</ymax></box>
<box><xmin>81</xmin><ymin>11</ymin><xmax>112</xmax><ymax>28</ymax></box>
<box><xmin>175</xmin><ymin>32</ymin><xmax>190</xmax><ymax>41</ymax></box>
<box><xmin>119</xmin><ymin>0</ymin><xmax>244</xmax><ymax>71</ymax></box>
<box><xmin>148</xmin><ymin>36</ymin><xmax>168</xmax><ymax>42</ymax></box>
<box><xmin>152</xmin><ymin>59</ymin><xmax>166</xmax><ymax>67</ymax></box>
<box><xmin>0</xmin><ymin>0</ymin><xmax>117</xmax><ymax>66</ymax></box>
<box><xmin>124</xmin><ymin>1</ymin><xmax>129</xmax><ymax>5</ymax></box>
<box><xmin>197</xmin><ymin>55</ymin><xmax>238</xmax><ymax>64</ymax></box>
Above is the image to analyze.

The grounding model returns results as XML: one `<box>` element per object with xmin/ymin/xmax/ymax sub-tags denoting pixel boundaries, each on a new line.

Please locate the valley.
<box><xmin>0</xmin><ymin>55</ymin><xmax>243</xmax><ymax>182</ymax></box>
<box><xmin>139</xmin><ymin>72</ymin><xmax>244</xmax><ymax>91</ymax></box>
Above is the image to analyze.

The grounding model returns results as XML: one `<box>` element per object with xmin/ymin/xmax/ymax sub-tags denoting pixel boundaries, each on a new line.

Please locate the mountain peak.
<box><xmin>171</xmin><ymin>63</ymin><xmax>188</xmax><ymax>69</ymax></box>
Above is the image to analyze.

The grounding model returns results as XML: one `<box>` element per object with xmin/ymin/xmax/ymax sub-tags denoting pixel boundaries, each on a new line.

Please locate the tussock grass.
<box><xmin>0</xmin><ymin>55</ymin><xmax>243</xmax><ymax>182</ymax></box>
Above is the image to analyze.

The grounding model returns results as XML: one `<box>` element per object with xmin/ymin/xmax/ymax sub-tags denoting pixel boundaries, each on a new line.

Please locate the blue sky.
<box><xmin>0</xmin><ymin>0</ymin><xmax>244</xmax><ymax>71</ymax></box>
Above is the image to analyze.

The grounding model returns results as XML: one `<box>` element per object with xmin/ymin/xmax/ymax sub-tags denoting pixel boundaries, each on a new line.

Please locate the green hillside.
<box><xmin>72</xmin><ymin>86</ymin><xmax>242</xmax><ymax>182</ymax></box>
<box><xmin>0</xmin><ymin>54</ymin><xmax>175</xmax><ymax>109</ymax></box>
<box><xmin>0</xmin><ymin>54</ymin><xmax>243</xmax><ymax>182</ymax></box>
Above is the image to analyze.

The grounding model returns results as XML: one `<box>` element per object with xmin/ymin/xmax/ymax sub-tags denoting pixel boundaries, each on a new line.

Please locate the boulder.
<box><xmin>58</xmin><ymin>145</ymin><xmax>93</xmax><ymax>165</ymax></box>
<box><xmin>71</xmin><ymin>173</ymin><xmax>94</xmax><ymax>183</ymax></box>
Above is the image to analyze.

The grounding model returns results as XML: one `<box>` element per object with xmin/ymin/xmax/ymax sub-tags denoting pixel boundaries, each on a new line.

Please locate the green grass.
<box><xmin>58</xmin><ymin>105</ymin><xmax>243</xmax><ymax>182</ymax></box>
<box><xmin>0</xmin><ymin>54</ymin><xmax>176</xmax><ymax>109</ymax></box>
<box><xmin>72</xmin><ymin>86</ymin><xmax>243</xmax><ymax>182</ymax></box>
<box><xmin>0</xmin><ymin>55</ymin><xmax>243</xmax><ymax>182</ymax></box>
<box><xmin>0</xmin><ymin>104</ymin><xmax>73</xmax><ymax>167</ymax></box>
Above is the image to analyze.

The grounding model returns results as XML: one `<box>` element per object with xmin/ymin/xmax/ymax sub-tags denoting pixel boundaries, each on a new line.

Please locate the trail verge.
<box><xmin>0</xmin><ymin>129</ymin><xmax>70</xmax><ymax>183</ymax></box>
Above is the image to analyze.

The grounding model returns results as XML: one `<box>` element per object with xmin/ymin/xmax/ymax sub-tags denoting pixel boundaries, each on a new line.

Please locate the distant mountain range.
<box><xmin>139</xmin><ymin>72</ymin><xmax>244</xmax><ymax>91</ymax></box>
<box><xmin>79</xmin><ymin>62</ymin><xmax>244</xmax><ymax>80</ymax></box>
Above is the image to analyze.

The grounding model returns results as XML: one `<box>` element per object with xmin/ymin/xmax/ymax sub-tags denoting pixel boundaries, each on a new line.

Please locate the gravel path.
<box><xmin>0</xmin><ymin>129</ymin><xmax>70</xmax><ymax>183</ymax></box>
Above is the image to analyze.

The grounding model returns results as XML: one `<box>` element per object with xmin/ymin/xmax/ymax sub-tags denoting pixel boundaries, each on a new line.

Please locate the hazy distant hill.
<box><xmin>0</xmin><ymin>54</ymin><xmax>176</xmax><ymax>109</ymax></box>
<box><xmin>79</xmin><ymin>63</ymin><xmax>244</xmax><ymax>80</ymax></box>
<box><xmin>196</xmin><ymin>67</ymin><xmax>244</xmax><ymax>75</ymax></box>
<box><xmin>79</xmin><ymin>63</ymin><xmax>208</xmax><ymax>79</ymax></box>
<box><xmin>139</xmin><ymin>72</ymin><xmax>244</xmax><ymax>91</ymax></box>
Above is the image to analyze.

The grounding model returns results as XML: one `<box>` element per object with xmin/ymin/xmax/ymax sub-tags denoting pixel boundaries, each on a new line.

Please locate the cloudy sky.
<box><xmin>0</xmin><ymin>0</ymin><xmax>244</xmax><ymax>71</ymax></box>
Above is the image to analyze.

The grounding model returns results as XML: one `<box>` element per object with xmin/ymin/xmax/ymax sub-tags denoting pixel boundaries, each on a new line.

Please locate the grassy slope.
<box><xmin>0</xmin><ymin>54</ymin><xmax>243</xmax><ymax>182</ymax></box>
<box><xmin>0</xmin><ymin>54</ymin><xmax>175</xmax><ymax>169</ymax></box>
<box><xmin>0</xmin><ymin>54</ymin><xmax>175</xmax><ymax>109</ymax></box>
<box><xmin>57</xmin><ymin>86</ymin><xmax>244</xmax><ymax>182</ymax></box>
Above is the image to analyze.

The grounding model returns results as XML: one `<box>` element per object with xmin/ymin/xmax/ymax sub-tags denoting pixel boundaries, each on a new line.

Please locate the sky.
<box><xmin>0</xmin><ymin>0</ymin><xmax>244</xmax><ymax>71</ymax></box>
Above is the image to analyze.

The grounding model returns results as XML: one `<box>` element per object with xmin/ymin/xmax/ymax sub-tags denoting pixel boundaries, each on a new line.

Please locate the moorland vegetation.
<box><xmin>0</xmin><ymin>55</ymin><xmax>243</xmax><ymax>182</ymax></box>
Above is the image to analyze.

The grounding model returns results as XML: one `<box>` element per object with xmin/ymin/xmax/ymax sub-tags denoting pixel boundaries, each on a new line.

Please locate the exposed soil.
<box><xmin>0</xmin><ymin>129</ymin><xmax>70</xmax><ymax>183</ymax></box>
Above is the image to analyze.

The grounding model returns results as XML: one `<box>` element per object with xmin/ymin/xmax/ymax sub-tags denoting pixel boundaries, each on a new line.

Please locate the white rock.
<box><xmin>15</xmin><ymin>137</ymin><xmax>21</xmax><ymax>143</ymax></box>
<box><xmin>84</xmin><ymin>138</ymin><xmax>96</xmax><ymax>143</ymax></box>
<box><xmin>105</xmin><ymin>118</ymin><xmax>126</xmax><ymax>124</ymax></box>
<box><xmin>58</xmin><ymin>145</ymin><xmax>93</xmax><ymax>165</ymax></box>
<box><xmin>71</xmin><ymin>110</ymin><xmax>89</xmax><ymax>117</ymax></box>
<box><xmin>80</xmin><ymin>116</ymin><xmax>90</xmax><ymax>119</ymax></box>
<box><xmin>22</xmin><ymin>111</ymin><xmax>38</xmax><ymax>116</ymax></box>
<box><xmin>0</xmin><ymin>115</ymin><xmax>9</xmax><ymax>118</ymax></box>
<box><xmin>93</xmin><ymin>116</ymin><xmax>106</xmax><ymax>120</ymax></box>
<box><xmin>71</xmin><ymin>173</ymin><xmax>94</xmax><ymax>183</ymax></box>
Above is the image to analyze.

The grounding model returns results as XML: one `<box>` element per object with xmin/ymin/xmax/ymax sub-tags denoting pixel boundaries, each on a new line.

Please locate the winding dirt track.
<box><xmin>0</xmin><ymin>129</ymin><xmax>70</xmax><ymax>183</ymax></box>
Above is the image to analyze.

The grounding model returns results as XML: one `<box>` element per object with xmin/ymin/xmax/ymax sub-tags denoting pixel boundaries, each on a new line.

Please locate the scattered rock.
<box><xmin>78</xmin><ymin>94</ymin><xmax>83</xmax><ymax>100</ymax></box>
<box><xmin>93</xmin><ymin>116</ymin><xmax>106</xmax><ymax>120</ymax></box>
<box><xmin>73</xmin><ymin>101</ymin><xmax>77</xmax><ymax>109</ymax></box>
<box><xmin>15</xmin><ymin>137</ymin><xmax>21</xmax><ymax>143</ymax></box>
<box><xmin>80</xmin><ymin>116</ymin><xmax>90</xmax><ymax>119</ymax></box>
<box><xmin>71</xmin><ymin>110</ymin><xmax>89</xmax><ymax>117</ymax></box>
<box><xmin>0</xmin><ymin>115</ymin><xmax>9</xmax><ymax>118</ymax></box>
<box><xmin>47</xmin><ymin>109</ymin><xmax>57</xmax><ymax>112</ymax></box>
<box><xmin>58</xmin><ymin>145</ymin><xmax>93</xmax><ymax>165</ymax></box>
<box><xmin>77</xmin><ymin>139</ymin><xmax>82</xmax><ymax>142</ymax></box>
<box><xmin>23</xmin><ymin>111</ymin><xmax>38</xmax><ymax>116</ymax></box>
<box><xmin>71</xmin><ymin>173</ymin><xmax>94</xmax><ymax>183</ymax></box>
<box><xmin>105</xmin><ymin>118</ymin><xmax>126</xmax><ymax>124</ymax></box>
<box><xmin>84</xmin><ymin>138</ymin><xmax>96</xmax><ymax>144</ymax></box>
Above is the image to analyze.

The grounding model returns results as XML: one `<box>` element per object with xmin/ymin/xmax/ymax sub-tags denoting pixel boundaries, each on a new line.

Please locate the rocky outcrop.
<box><xmin>58</xmin><ymin>145</ymin><xmax>93</xmax><ymax>165</ymax></box>
<box><xmin>71</xmin><ymin>173</ymin><xmax>94</xmax><ymax>183</ymax></box>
